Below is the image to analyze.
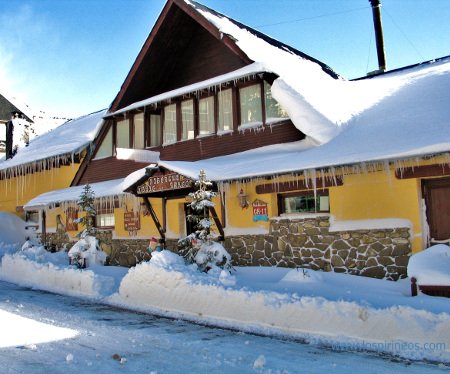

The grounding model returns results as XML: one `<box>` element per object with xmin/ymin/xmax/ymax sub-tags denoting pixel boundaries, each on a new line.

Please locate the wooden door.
<box><xmin>423</xmin><ymin>177</ymin><xmax>450</xmax><ymax>244</ymax></box>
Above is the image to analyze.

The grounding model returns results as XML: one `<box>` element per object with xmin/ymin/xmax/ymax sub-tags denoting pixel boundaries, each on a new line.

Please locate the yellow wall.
<box><xmin>0</xmin><ymin>165</ymin><xmax>79</xmax><ymax>217</ymax></box>
<box><xmin>330</xmin><ymin>171</ymin><xmax>422</xmax><ymax>252</ymax></box>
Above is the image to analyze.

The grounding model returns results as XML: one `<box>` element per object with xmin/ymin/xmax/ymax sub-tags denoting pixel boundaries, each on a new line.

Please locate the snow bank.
<box><xmin>0</xmin><ymin>212</ymin><xmax>31</xmax><ymax>246</ymax></box>
<box><xmin>1</xmin><ymin>247</ymin><xmax>449</xmax><ymax>362</ymax></box>
<box><xmin>408</xmin><ymin>244</ymin><xmax>450</xmax><ymax>285</ymax></box>
<box><xmin>0</xmin><ymin>213</ymin><xmax>36</xmax><ymax>259</ymax></box>
<box><xmin>109</xmin><ymin>251</ymin><xmax>450</xmax><ymax>362</ymax></box>
<box><xmin>0</xmin><ymin>252</ymin><xmax>116</xmax><ymax>298</ymax></box>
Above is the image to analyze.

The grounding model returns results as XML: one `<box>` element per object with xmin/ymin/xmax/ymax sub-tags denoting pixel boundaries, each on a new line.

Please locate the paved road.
<box><xmin>0</xmin><ymin>281</ymin><xmax>444</xmax><ymax>374</ymax></box>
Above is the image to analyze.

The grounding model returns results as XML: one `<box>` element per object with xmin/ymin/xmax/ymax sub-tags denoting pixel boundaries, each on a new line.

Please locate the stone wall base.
<box><xmin>224</xmin><ymin>216</ymin><xmax>411</xmax><ymax>280</ymax></box>
<box><xmin>43</xmin><ymin>217</ymin><xmax>411</xmax><ymax>279</ymax></box>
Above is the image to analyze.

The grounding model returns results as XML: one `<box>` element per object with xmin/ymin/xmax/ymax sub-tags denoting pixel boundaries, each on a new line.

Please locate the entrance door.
<box><xmin>423</xmin><ymin>177</ymin><xmax>450</xmax><ymax>244</ymax></box>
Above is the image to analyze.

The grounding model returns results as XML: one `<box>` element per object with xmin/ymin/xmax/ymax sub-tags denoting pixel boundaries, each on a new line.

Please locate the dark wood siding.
<box><xmin>115</xmin><ymin>6</ymin><xmax>248</xmax><ymax>110</ymax></box>
<box><xmin>78</xmin><ymin>158</ymin><xmax>149</xmax><ymax>185</ymax></box>
<box><xmin>154</xmin><ymin>121</ymin><xmax>303</xmax><ymax>161</ymax></box>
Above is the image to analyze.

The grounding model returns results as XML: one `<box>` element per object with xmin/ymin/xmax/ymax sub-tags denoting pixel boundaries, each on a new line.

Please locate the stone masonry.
<box><xmin>223</xmin><ymin>216</ymin><xmax>411</xmax><ymax>280</ymax></box>
<box><xmin>45</xmin><ymin>216</ymin><xmax>411</xmax><ymax>280</ymax></box>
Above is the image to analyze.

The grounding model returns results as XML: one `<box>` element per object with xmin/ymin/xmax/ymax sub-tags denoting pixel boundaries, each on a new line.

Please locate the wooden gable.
<box><xmin>110</xmin><ymin>0</ymin><xmax>251</xmax><ymax>112</ymax></box>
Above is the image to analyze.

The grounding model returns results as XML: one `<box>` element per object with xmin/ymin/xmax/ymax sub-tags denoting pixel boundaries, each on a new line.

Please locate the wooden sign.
<box><xmin>66</xmin><ymin>208</ymin><xmax>78</xmax><ymax>231</ymax></box>
<box><xmin>124</xmin><ymin>210</ymin><xmax>140</xmax><ymax>235</ymax></box>
<box><xmin>136</xmin><ymin>171</ymin><xmax>193</xmax><ymax>195</ymax></box>
<box><xmin>252</xmin><ymin>199</ymin><xmax>269</xmax><ymax>222</ymax></box>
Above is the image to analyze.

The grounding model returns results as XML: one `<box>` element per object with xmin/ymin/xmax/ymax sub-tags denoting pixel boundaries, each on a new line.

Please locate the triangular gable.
<box><xmin>109</xmin><ymin>0</ymin><xmax>252</xmax><ymax>112</ymax></box>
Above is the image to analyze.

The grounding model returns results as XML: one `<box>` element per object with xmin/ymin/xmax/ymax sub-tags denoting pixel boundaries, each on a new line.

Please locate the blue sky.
<box><xmin>1</xmin><ymin>0</ymin><xmax>449</xmax><ymax>118</ymax></box>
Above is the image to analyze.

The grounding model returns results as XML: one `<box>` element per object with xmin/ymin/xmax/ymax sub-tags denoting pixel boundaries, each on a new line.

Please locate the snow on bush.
<box><xmin>407</xmin><ymin>244</ymin><xmax>450</xmax><ymax>285</ymax></box>
<box><xmin>68</xmin><ymin>231</ymin><xmax>107</xmax><ymax>268</ymax></box>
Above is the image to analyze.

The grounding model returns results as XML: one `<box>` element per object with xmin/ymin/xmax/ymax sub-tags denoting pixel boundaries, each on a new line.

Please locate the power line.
<box><xmin>255</xmin><ymin>5</ymin><xmax>369</xmax><ymax>28</ymax></box>
<box><xmin>383</xmin><ymin>6</ymin><xmax>425</xmax><ymax>61</ymax></box>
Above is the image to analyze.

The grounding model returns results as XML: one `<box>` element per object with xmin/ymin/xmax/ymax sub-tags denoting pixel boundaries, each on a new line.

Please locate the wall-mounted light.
<box><xmin>237</xmin><ymin>188</ymin><xmax>249</xmax><ymax>209</ymax></box>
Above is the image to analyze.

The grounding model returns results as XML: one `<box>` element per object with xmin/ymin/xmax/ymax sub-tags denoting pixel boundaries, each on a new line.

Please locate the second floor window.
<box><xmin>116</xmin><ymin>118</ymin><xmax>130</xmax><ymax>148</ymax></box>
<box><xmin>163</xmin><ymin>104</ymin><xmax>177</xmax><ymax>145</ymax></box>
<box><xmin>150</xmin><ymin>114</ymin><xmax>161</xmax><ymax>147</ymax></box>
<box><xmin>239</xmin><ymin>84</ymin><xmax>262</xmax><ymax>126</ymax></box>
<box><xmin>218</xmin><ymin>88</ymin><xmax>232</xmax><ymax>132</ymax></box>
<box><xmin>199</xmin><ymin>96</ymin><xmax>215</xmax><ymax>135</ymax></box>
<box><xmin>181</xmin><ymin>99</ymin><xmax>194</xmax><ymax>140</ymax></box>
<box><xmin>134</xmin><ymin>113</ymin><xmax>145</xmax><ymax>149</ymax></box>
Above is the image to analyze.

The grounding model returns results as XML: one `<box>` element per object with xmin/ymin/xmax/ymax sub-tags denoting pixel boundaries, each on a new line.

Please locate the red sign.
<box><xmin>252</xmin><ymin>199</ymin><xmax>269</xmax><ymax>222</ymax></box>
<box><xmin>136</xmin><ymin>172</ymin><xmax>193</xmax><ymax>195</ymax></box>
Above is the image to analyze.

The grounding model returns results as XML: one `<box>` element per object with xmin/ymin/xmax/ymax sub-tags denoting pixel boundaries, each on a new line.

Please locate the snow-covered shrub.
<box><xmin>68</xmin><ymin>230</ymin><xmax>107</xmax><ymax>268</ymax></box>
<box><xmin>178</xmin><ymin>170</ymin><xmax>232</xmax><ymax>273</ymax></box>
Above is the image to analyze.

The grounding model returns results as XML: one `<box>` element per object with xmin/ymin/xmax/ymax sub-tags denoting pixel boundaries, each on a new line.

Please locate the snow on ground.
<box><xmin>0</xmin><ymin>220</ymin><xmax>449</xmax><ymax>364</ymax></box>
<box><xmin>0</xmin><ymin>309</ymin><xmax>78</xmax><ymax>348</ymax></box>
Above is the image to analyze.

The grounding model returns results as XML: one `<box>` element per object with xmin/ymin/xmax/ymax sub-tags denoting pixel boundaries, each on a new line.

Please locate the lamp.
<box><xmin>237</xmin><ymin>188</ymin><xmax>249</xmax><ymax>209</ymax></box>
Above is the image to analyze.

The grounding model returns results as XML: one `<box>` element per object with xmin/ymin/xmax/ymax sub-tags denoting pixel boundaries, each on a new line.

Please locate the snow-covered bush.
<box><xmin>68</xmin><ymin>230</ymin><xmax>107</xmax><ymax>268</ymax></box>
<box><xmin>178</xmin><ymin>170</ymin><xmax>232</xmax><ymax>273</ymax></box>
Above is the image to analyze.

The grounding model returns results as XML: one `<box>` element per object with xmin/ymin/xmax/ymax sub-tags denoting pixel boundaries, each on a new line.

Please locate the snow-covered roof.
<box><xmin>120</xmin><ymin>57</ymin><xmax>450</xmax><ymax>184</ymax></box>
<box><xmin>0</xmin><ymin>109</ymin><xmax>106</xmax><ymax>175</ymax></box>
<box><xmin>24</xmin><ymin>178</ymin><xmax>130</xmax><ymax>210</ymax></box>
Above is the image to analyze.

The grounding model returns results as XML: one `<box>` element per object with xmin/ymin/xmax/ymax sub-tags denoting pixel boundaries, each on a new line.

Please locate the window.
<box><xmin>239</xmin><ymin>84</ymin><xmax>262</xmax><ymax>125</ymax></box>
<box><xmin>96</xmin><ymin>213</ymin><xmax>115</xmax><ymax>227</ymax></box>
<box><xmin>199</xmin><ymin>96</ymin><xmax>215</xmax><ymax>135</ymax></box>
<box><xmin>94</xmin><ymin>126</ymin><xmax>113</xmax><ymax>159</ymax></box>
<box><xmin>116</xmin><ymin>118</ymin><xmax>130</xmax><ymax>148</ymax></box>
<box><xmin>264</xmin><ymin>82</ymin><xmax>288</xmax><ymax>122</ymax></box>
<box><xmin>163</xmin><ymin>104</ymin><xmax>177</xmax><ymax>144</ymax></box>
<box><xmin>218</xmin><ymin>88</ymin><xmax>233</xmax><ymax>132</ymax></box>
<box><xmin>150</xmin><ymin>114</ymin><xmax>161</xmax><ymax>147</ymax></box>
<box><xmin>278</xmin><ymin>191</ymin><xmax>330</xmax><ymax>214</ymax></box>
<box><xmin>133</xmin><ymin>113</ymin><xmax>145</xmax><ymax>149</ymax></box>
<box><xmin>181</xmin><ymin>99</ymin><xmax>194</xmax><ymax>140</ymax></box>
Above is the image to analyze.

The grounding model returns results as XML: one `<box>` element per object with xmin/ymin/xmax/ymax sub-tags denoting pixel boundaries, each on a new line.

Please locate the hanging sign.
<box><xmin>136</xmin><ymin>172</ymin><xmax>193</xmax><ymax>195</ymax></box>
<box><xmin>124</xmin><ymin>210</ymin><xmax>140</xmax><ymax>236</ymax></box>
<box><xmin>252</xmin><ymin>199</ymin><xmax>269</xmax><ymax>222</ymax></box>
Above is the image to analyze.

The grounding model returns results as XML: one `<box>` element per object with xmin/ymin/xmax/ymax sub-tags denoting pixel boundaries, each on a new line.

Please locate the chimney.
<box><xmin>5</xmin><ymin>116</ymin><xmax>14</xmax><ymax>160</ymax></box>
<box><xmin>369</xmin><ymin>0</ymin><xmax>387</xmax><ymax>72</ymax></box>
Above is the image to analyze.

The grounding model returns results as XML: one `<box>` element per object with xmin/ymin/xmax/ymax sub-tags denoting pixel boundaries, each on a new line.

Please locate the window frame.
<box><xmin>277</xmin><ymin>189</ymin><xmax>330</xmax><ymax>215</ymax></box>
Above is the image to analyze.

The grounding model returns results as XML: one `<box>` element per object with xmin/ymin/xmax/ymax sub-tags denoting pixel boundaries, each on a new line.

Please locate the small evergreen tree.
<box><xmin>76</xmin><ymin>184</ymin><xmax>96</xmax><ymax>235</ymax></box>
<box><xmin>178</xmin><ymin>170</ymin><xmax>231</xmax><ymax>272</ymax></box>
